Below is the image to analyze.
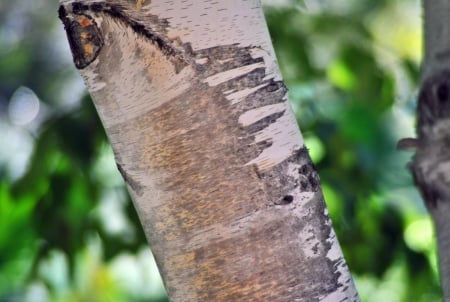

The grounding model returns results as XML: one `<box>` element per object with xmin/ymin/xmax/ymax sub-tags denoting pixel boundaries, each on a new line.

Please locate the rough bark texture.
<box><xmin>58</xmin><ymin>0</ymin><xmax>359</xmax><ymax>301</ymax></box>
<box><xmin>399</xmin><ymin>2</ymin><xmax>450</xmax><ymax>299</ymax></box>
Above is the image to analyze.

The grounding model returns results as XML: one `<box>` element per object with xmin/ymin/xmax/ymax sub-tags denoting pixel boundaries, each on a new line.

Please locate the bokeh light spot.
<box><xmin>8</xmin><ymin>86</ymin><xmax>40</xmax><ymax>126</ymax></box>
<box><xmin>404</xmin><ymin>217</ymin><xmax>434</xmax><ymax>252</ymax></box>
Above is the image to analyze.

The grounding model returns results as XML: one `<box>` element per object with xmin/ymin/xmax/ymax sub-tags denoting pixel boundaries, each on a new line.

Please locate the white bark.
<box><xmin>59</xmin><ymin>0</ymin><xmax>359</xmax><ymax>301</ymax></box>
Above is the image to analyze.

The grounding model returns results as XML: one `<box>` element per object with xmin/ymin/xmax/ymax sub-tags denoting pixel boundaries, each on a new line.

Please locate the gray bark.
<box><xmin>398</xmin><ymin>2</ymin><xmax>450</xmax><ymax>300</ymax></box>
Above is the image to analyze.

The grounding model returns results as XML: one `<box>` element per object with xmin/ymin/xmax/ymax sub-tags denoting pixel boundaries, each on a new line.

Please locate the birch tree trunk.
<box><xmin>398</xmin><ymin>1</ymin><xmax>450</xmax><ymax>300</ymax></box>
<box><xmin>58</xmin><ymin>0</ymin><xmax>359</xmax><ymax>300</ymax></box>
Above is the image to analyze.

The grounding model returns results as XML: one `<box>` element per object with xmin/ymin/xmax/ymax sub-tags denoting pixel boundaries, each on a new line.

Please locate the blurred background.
<box><xmin>0</xmin><ymin>0</ymin><xmax>439</xmax><ymax>301</ymax></box>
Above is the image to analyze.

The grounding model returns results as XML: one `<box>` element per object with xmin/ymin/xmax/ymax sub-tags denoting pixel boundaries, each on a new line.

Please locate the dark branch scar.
<box><xmin>275</xmin><ymin>195</ymin><xmax>294</xmax><ymax>205</ymax></box>
<box><xmin>59</xmin><ymin>6</ymin><xmax>103</xmax><ymax>69</ymax></box>
<box><xmin>59</xmin><ymin>2</ymin><xmax>188</xmax><ymax>71</ymax></box>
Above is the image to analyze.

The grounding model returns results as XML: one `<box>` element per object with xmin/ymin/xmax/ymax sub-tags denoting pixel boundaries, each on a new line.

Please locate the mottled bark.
<box><xmin>398</xmin><ymin>2</ymin><xmax>450</xmax><ymax>300</ymax></box>
<box><xmin>58</xmin><ymin>0</ymin><xmax>358</xmax><ymax>301</ymax></box>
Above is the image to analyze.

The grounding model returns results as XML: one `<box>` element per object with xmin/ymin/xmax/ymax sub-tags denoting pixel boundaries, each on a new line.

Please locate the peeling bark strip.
<box><xmin>59</xmin><ymin>0</ymin><xmax>358</xmax><ymax>301</ymax></box>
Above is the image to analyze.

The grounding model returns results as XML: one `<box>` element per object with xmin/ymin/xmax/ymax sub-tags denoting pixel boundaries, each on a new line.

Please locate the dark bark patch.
<box><xmin>437</xmin><ymin>82</ymin><xmax>449</xmax><ymax>104</ymax></box>
<box><xmin>244</xmin><ymin>110</ymin><xmax>285</xmax><ymax>134</ymax></box>
<box><xmin>116</xmin><ymin>163</ymin><xmax>144</xmax><ymax>196</ymax></box>
<box><xmin>59</xmin><ymin>9</ymin><xmax>104</xmax><ymax>69</ymax></box>
<box><xmin>418</xmin><ymin>69</ymin><xmax>450</xmax><ymax>133</ymax></box>
<box><xmin>59</xmin><ymin>1</ymin><xmax>188</xmax><ymax>70</ymax></box>
<box><xmin>274</xmin><ymin>195</ymin><xmax>293</xmax><ymax>205</ymax></box>
<box><xmin>295</xmin><ymin>149</ymin><xmax>320</xmax><ymax>193</ymax></box>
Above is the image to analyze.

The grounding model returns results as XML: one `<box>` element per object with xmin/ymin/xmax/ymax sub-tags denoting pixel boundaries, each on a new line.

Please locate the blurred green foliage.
<box><xmin>0</xmin><ymin>0</ymin><xmax>441</xmax><ymax>301</ymax></box>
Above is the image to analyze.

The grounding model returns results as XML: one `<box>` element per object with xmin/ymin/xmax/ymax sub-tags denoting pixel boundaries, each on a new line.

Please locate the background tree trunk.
<box><xmin>402</xmin><ymin>1</ymin><xmax>450</xmax><ymax>299</ymax></box>
<box><xmin>59</xmin><ymin>0</ymin><xmax>358</xmax><ymax>300</ymax></box>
